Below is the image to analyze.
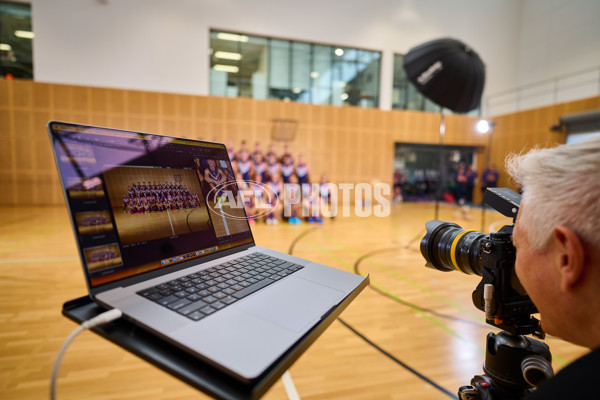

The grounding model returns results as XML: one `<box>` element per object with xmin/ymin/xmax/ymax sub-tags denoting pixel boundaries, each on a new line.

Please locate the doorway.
<box><xmin>394</xmin><ymin>143</ymin><xmax>478</xmax><ymax>203</ymax></box>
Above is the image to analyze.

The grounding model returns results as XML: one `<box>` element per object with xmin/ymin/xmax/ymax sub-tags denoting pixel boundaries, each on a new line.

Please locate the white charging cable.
<box><xmin>282</xmin><ymin>370</ymin><xmax>301</xmax><ymax>400</ymax></box>
<box><xmin>50</xmin><ymin>308</ymin><xmax>123</xmax><ymax>400</ymax></box>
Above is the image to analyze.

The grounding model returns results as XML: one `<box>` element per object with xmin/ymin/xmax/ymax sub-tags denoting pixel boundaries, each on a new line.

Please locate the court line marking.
<box><xmin>323</xmin><ymin>235</ymin><xmax>481</xmax><ymax>321</ymax></box>
<box><xmin>285</xmin><ymin>226</ymin><xmax>461</xmax><ymax>399</ymax></box>
<box><xmin>337</xmin><ymin>318</ymin><xmax>458</xmax><ymax>400</ymax></box>
<box><xmin>219</xmin><ymin>204</ymin><xmax>230</xmax><ymax>236</ymax></box>
<box><xmin>293</xmin><ymin>231</ymin><xmax>485</xmax><ymax>353</ymax></box>
<box><xmin>166</xmin><ymin>210</ymin><xmax>175</xmax><ymax>235</ymax></box>
<box><xmin>285</xmin><ymin>223</ymin><xmax>569</xmax><ymax>366</ymax></box>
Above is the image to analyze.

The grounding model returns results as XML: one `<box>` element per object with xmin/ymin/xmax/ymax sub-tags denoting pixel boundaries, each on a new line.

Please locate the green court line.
<box><xmin>551</xmin><ymin>353</ymin><xmax>567</xmax><ymax>365</ymax></box>
<box><xmin>288</xmin><ymin>228</ymin><xmax>484</xmax><ymax>354</ymax></box>
<box><xmin>324</xmin><ymin>235</ymin><xmax>481</xmax><ymax>320</ymax></box>
<box><xmin>320</xmin><ymin>235</ymin><xmax>568</xmax><ymax>366</ymax></box>
<box><xmin>284</xmin><ymin>223</ymin><xmax>568</xmax><ymax>366</ymax></box>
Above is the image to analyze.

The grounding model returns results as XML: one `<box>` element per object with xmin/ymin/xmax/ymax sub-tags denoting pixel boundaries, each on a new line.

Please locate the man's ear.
<box><xmin>553</xmin><ymin>226</ymin><xmax>586</xmax><ymax>292</ymax></box>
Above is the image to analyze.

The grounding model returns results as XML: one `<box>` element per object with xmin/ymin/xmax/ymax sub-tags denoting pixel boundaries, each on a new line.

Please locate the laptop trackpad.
<box><xmin>235</xmin><ymin>277</ymin><xmax>344</xmax><ymax>333</ymax></box>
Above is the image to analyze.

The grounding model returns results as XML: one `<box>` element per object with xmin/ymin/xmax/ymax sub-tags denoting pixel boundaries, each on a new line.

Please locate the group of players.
<box><xmin>121</xmin><ymin>181</ymin><xmax>201</xmax><ymax>213</ymax></box>
<box><xmin>203</xmin><ymin>140</ymin><xmax>328</xmax><ymax>225</ymax></box>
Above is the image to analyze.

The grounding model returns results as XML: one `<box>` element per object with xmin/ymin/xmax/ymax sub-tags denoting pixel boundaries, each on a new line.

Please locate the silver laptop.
<box><xmin>48</xmin><ymin>121</ymin><xmax>367</xmax><ymax>382</ymax></box>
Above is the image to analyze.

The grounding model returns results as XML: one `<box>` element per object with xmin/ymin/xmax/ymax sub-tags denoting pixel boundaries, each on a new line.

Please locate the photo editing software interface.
<box><xmin>50</xmin><ymin>123</ymin><xmax>253</xmax><ymax>287</ymax></box>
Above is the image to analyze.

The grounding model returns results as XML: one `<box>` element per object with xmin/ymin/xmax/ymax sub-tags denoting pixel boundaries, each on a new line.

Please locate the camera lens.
<box><xmin>420</xmin><ymin>220</ymin><xmax>488</xmax><ymax>275</ymax></box>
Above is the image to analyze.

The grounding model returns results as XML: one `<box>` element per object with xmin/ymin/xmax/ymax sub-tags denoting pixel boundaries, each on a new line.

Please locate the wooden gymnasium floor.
<box><xmin>0</xmin><ymin>202</ymin><xmax>588</xmax><ymax>400</ymax></box>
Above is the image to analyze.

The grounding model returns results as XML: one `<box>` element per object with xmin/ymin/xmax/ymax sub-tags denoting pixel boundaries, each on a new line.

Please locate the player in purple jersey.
<box><xmin>236</xmin><ymin>140</ymin><xmax>249</xmax><ymax>162</ymax></box>
<box><xmin>285</xmin><ymin>174</ymin><xmax>302</xmax><ymax>224</ymax></box>
<box><xmin>265</xmin><ymin>143</ymin><xmax>277</xmax><ymax>162</ymax></box>
<box><xmin>267</xmin><ymin>152</ymin><xmax>281</xmax><ymax>181</ymax></box>
<box><xmin>266</xmin><ymin>173</ymin><xmax>283</xmax><ymax>225</ymax></box>
<box><xmin>204</xmin><ymin>159</ymin><xmax>226</xmax><ymax>200</ymax></box>
<box><xmin>481</xmin><ymin>164</ymin><xmax>499</xmax><ymax>193</ymax></box>
<box><xmin>226</xmin><ymin>139</ymin><xmax>235</xmax><ymax>162</ymax></box>
<box><xmin>251</xmin><ymin>142</ymin><xmax>263</xmax><ymax>164</ymax></box>
<box><xmin>237</xmin><ymin>151</ymin><xmax>253</xmax><ymax>182</ymax></box>
<box><xmin>253</xmin><ymin>153</ymin><xmax>268</xmax><ymax>182</ymax></box>
<box><xmin>281</xmin><ymin>154</ymin><xmax>295</xmax><ymax>184</ymax></box>
<box><xmin>295</xmin><ymin>154</ymin><xmax>309</xmax><ymax>185</ymax></box>
<box><xmin>466</xmin><ymin>164</ymin><xmax>477</xmax><ymax>203</ymax></box>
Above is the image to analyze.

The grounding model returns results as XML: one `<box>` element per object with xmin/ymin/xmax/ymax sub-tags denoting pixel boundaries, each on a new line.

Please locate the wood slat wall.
<box><xmin>1</xmin><ymin>79</ymin><xmax>599</xmax><ymax>206</ymax></box>
<box><xmin>490</xmin><ymin>96</ymin><xmax>600</xmax><ymax>188</ymax></box>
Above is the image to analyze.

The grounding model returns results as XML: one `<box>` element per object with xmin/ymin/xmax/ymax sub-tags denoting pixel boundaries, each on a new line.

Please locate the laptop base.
<box><xmin>61</xmin><ymin>276</ymin><xmax>368</xmax><ymax>400</ymax></box>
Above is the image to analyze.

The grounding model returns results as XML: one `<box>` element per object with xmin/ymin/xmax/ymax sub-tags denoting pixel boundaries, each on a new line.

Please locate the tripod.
<box><xmin>458</xmin><ymin>331</ymin><xmax>554</xmax><ymax>400</ymax></box>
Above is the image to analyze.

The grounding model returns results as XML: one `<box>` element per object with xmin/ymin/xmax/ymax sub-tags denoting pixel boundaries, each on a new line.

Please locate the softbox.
<box><xmin>403</xmin><ymin>38</ymin><xmax>485</xmax><ymax>113</ymax></box>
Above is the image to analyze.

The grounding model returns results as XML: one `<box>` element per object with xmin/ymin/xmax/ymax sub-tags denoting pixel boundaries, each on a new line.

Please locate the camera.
<box><xmin>420</xmin><ymin>188</ymin><xmax>554</xmax><ymax>399</ymax></box>
<box><xmin>420</xmin><ymin>187</ymin><xmax>543</xmax><ymax>337</ymax></box>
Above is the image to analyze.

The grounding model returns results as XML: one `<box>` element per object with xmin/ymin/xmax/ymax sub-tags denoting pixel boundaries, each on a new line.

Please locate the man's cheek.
<box><xmin>514</xmin><ymin>256</ymin><xmax>528</xmax><ymax>288</ymax></box>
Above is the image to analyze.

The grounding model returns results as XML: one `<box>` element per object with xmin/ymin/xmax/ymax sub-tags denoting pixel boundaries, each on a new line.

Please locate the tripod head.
<box><xmin>458</xmin><ymin>331</ymin><xmax>553</xmax><ymax>400</ymax></box>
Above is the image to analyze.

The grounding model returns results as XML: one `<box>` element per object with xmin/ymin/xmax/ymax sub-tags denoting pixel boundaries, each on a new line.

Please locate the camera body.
<box><xmin>421</xmin><ymin>188</ymin><xmax>543</xmax><ymax>337</ymax></box>
<box><xmin>472</xmin><ymin>224</ymin><xmax>541</xmax><ymax>336</ymax></box>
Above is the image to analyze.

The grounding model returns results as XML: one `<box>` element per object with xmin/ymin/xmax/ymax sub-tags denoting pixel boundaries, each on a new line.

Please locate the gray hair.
<box><xmin>505</xmin><ymin>135</ymin><xmax>600</xmax><ymax>251</ymax></box>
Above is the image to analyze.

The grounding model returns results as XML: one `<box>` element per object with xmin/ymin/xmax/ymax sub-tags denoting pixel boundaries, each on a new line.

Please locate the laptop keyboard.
<box><xmin>137</xmin><ymin>252</ymin><xmax>304</xmax><ymax>321</ymax></box>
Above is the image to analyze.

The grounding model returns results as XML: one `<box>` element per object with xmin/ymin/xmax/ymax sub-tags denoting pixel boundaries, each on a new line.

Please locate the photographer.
<box><xmin>505</xmin><ymin>135</ymin><xmax>600</xmax><ymax>399</ymax></box>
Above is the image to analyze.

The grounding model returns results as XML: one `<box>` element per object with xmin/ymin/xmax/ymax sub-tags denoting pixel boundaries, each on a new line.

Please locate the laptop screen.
<box><xmin>49</xmin><ymin>122</ymin><xmax>254</xmax><ymax>288</ymax></box>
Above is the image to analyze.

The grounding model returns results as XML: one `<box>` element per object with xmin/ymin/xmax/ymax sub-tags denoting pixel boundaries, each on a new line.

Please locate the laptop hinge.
<box><xmin>91</xmin><ymin>242</ymin><xmax>255</xmax><ymax>295</ymax></box>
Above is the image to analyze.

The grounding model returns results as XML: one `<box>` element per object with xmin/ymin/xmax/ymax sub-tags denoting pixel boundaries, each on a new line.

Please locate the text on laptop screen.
<box><xmin>49</xmin><ymin>123</ymin><xmax>253</xmax><ymax>287</ymax></box>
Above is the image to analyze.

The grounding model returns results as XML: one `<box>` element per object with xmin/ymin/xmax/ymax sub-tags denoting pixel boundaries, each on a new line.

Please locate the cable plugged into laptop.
<box><xmin>50</xmin><ymin>308</ymin><xmax>123</xmax><ymax>400</ymax></box>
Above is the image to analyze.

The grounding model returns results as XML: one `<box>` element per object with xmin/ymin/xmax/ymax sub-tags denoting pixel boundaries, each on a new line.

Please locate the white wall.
<box><xmin>517</xmin><ymin>0</ymin><xmax>600</xmax><ymax>88</ymax></box>
<box><xmin>485</xmin><ymin>0</ymin><xmax>600</xmax><ymax>115</ymax></box>
<box><xmin>31</xmin><ymin>0</ymin><xmax>523</xmax><ymax>110</ymax></box>
<box><xmin>33</xmin><ymin>0</ymin><xmax>600</xmax><ymax>112</ymax></box>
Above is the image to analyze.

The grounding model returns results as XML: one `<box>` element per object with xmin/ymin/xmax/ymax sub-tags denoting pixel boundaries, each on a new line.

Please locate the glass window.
<box><xmin>291</xmin><ymin>41</ymin><xmax>310</xmax><ymax>101</ymax></box>
<box><xmin>0</xmin><ymin>1</ymin><xmax>33</xmax><ymax>79</ymax></box>
<box><xmin>311</xmin><ymin>44</ymin><xmax>332</xmax><ymax>105</ymax></box>
<box><xmin>392</xmin><ymin>54</ymin><xmax>480</xmax><ymax>116</ymax></box>
<box><xmin>210</xmin><ymin>30</ymin><xmax>381</xmax><ymax>108</ymax></box>
<box><xmin>209</xmin><ymin>31</ymin><xmax>268</xmax><ymax>98</ymax></box>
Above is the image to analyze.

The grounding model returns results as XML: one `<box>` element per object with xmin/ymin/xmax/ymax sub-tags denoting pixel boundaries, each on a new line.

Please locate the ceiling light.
<box><xmin>310</xmin><ymin>71</ymin><xmax>319</xmax><ymax>79</ymax></box>
<box><xmin>14</xmin><ymin>30</ymin><xmax>35</xmax><ymax>39</ymax></box>
<box><xmin>215</xmin><ymin>51</ymin><xmax>242</xmax><ymax>61</ymax></box>
<box><xmin>216</xmin><ymin>32</ymin><xmax>249</xmax><ymax>42</ymax></box>
<box><xmin>335</xmin><ymin>48</ymin><xmax>344</xmax><ymax>56</ymax></box>
<box><xmin>213</xmin><ymin>64</ymin><xmax>239</xmax><ymax>73</ymax></box>
<box><xmin>0</xmin><ymin>43</ymin><xmax>12</xmax><ymax>51</ymax></box>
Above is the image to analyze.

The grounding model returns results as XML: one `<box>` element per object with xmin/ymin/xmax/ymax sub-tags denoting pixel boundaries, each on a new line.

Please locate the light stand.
<box><xmin>434</xmin><ymin>111</ymin><xmax>446</xmax><ymax>220</ymax></box>
<box><xmin>477</xmin><ymin>120</ymin><xmax>496</xmax><ymax>232</ymax></box>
